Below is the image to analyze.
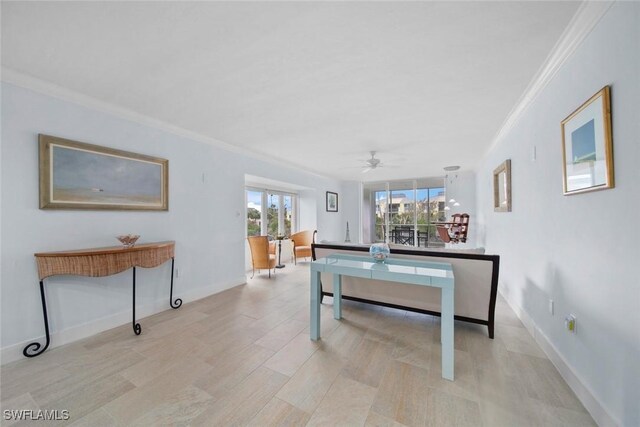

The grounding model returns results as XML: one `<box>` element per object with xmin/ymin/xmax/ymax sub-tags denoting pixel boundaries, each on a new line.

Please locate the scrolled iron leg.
<box><xmin>23</xmin><ymin>280</ymin><xmax>51</xmax><ymax>357</ymax></box>
<box><xmin>132</xmin><ymin>267</ymin><xmax>141</xmax><ymax>335</ymax></box>
<box><xmin>169</xmin><ymin>257</ymin><xmax>182</xmax><ymax>309</ymax></box>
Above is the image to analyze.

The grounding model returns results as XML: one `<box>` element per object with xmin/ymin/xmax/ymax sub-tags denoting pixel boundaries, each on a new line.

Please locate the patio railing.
<box><xmin>375</xmin><ymin>225</ymin><xmax>445</xmax><ymax>248</ymax></box>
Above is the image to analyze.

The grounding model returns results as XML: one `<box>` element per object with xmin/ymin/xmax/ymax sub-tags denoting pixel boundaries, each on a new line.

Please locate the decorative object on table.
<box><xmin>117</xmin><ymin>234</ymin><xmax>140</xmax><ymax>248</ymax></box>
<box><xmin>326</xmin><ymin>191</ymin><xmax>338</xmax><ymax>212</ymax></box>
<box><xmin>561</xmin><ymin>86</ymin><xmax>614</xmax><ymax>195</ymax></box>
<box><xmin>369</xmin><ymin>242</ymin><xmax>390</xmax><ymax>263</ymax></box>
<box><xmin>344</xmin><ymin>221</ymin><xmax>351</xmax><ymax>243</ymax></box>
<box><xmin>39</xmin><ymin>134</ymin><xmax>169</xmax><ymax>210</ymax></box>
<box><xmin>493</xmin><ymin>159</ymin><xmax>512</xmax><ymax>212</ymax></box>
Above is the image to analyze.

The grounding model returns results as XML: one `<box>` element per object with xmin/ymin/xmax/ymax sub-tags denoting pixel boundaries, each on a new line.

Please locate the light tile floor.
<box><xmin>0</xmin><ymin>263</ymin><xmax>595</xmax><ymax>426</ymax></box>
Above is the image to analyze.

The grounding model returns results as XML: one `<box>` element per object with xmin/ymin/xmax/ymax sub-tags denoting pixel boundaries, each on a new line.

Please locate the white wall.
<box><xmin>298</xmin><ymin>189</ymin><xmax>318</xmax><ymax>233</ymax></box>
<box><xmin>0</xmin><ymin>82</ymin><xmax>345</xmax><ymax>362</ymax></box>
<box><xmin>340</xmin><ymin>181</ymin><xmax>361</xmax><ymax>243</ymax></box>
<box><xmin>475</xmin><ymin>3</ymin><xmax>639</xmax><ymax>426</ymax></box>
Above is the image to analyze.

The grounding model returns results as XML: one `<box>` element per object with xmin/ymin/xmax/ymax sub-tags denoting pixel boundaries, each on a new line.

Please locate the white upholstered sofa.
<box><xmin>312</xmin><ymin>243</ymin><xmax>500</xmax><ymax>338</ymax></box>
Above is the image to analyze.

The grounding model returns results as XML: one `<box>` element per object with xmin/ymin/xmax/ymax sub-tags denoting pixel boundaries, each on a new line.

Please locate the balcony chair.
<box><xmin>390</xmin><ymin>225</ymin><xmax>414</xmax><ymax>245</ymax></box>
<box><xmin>290</xmin><ymin>230</ymin><xmax>317</xmax><ymax>264</ymax></box>
<box><xmin>436</xmin><ymin>213</ymin><xmax>470</xmax><ymax>244</ymax></box>
<box><xmin>247</xmin><ymin>236</ymin><xmax>277</xmax><ymax>278</ymax></box>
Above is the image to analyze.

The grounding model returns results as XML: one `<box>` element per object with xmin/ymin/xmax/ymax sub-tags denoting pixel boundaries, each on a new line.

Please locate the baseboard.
<box><xmin>498</xmin><ymin>288</ymin><xmax>619</xmax><ymax>427</ymax></box>
<box><xmin>0</xmin><ymin>276</ymin><xmax>246</xmax><ymax>365</ymax></box>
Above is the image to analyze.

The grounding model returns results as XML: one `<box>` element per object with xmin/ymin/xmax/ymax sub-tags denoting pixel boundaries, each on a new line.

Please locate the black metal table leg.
<box><xmin>169</xmin><ymin>257</ymin><xmax>182</xmax><ymax>309</ymax></box>
<box><xmin>23</xmin><ymin>280</ymin><xmax>51</xmax><ymax>357</ymax></box>
<box><xmin>276</xmin><ymin>240</ymin><xmax>285</xmax><ymax>269</ymax></box>
<box><xmin>132</xmin><ymin>267</ymin><xmax>141</xmax><ymax>335</ymax></box>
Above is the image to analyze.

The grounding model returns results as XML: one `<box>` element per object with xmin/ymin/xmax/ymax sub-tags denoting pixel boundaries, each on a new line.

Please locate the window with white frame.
<box><xmin>246</xmin><ymin>188</ymin><xmax>297</xmax><ymax>237</ymax></box>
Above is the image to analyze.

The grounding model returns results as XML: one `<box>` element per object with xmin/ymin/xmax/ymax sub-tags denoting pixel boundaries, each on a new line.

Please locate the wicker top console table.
<box><xmin>24</xmin><ymin>241</ymin><xmax>181</xmax><ymax>358</ymax></box>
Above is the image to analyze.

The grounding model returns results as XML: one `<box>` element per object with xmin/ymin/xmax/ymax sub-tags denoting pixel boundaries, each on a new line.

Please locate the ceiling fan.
<box><xmin>361</xmin><ymin>151</ymin><xmax>383</xmax><ymax>173</ymax></box>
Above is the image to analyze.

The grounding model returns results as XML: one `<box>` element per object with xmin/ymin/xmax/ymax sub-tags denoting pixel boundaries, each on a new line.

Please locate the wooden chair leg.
<box><xmin>251</xmin><ymin>267</ymin><xmax>255</xmax><ymax>279</ymax></box>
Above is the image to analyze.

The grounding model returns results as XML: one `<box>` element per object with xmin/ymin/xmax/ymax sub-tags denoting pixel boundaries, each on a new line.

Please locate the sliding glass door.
<box><xmin>416</xmin><ymin>188</ymin><xmax>446</xmax><ymax>247</ymax></box>
<box><xmin>367</xmin><ymin>180</ymin><xmax>445</xmax><ymax>248</ymax></box>
<box><xmin>389</xmin><ymin>186</ymin><xmax>416</xmax><ymax>245</ymax></box>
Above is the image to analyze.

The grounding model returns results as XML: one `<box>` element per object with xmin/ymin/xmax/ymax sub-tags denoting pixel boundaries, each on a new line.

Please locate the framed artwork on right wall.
<box><xmin>560</xmin><ymin>86</ymin><xmax>614</xmax><ymax>195</ymax></box>
<box><xmin>493</xmin><ymin>159</ymin><xmax>512</xmax><ymax>212</ymax></box>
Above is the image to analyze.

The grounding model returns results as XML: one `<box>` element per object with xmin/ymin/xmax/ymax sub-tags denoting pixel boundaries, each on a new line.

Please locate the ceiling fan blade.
<box><xmin>361</xmin><ymin>167</ymin><xmax>372</xmax><ymax>174</ymax></box>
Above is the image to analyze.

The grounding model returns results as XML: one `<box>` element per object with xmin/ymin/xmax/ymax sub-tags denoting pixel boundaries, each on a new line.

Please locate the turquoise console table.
<box><xmin>310</xmin><ymin>254</ymin><xmax>455</xmax><ymax>380</ymax></box>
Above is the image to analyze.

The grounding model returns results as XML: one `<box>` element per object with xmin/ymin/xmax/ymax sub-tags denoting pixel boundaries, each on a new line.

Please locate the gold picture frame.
<box><xmin>561</xmin><ymin>86</ymin><xmax>614</xmax><ymax>195</ymax></box>
<box><xmin>493</xmin><ymin>159</ymin><xmax>511</xmax><ymax>212</ymax></box>
<box><xmin>39</xmin><ymin>134</ymin><xmax>169</xmax><ymax>210</ymax></box>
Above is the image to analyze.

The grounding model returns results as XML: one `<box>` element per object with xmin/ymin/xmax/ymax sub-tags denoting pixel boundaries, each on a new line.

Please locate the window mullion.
<box><xmin>261</xmin><ymin>192</ymin><xmax>268</xmax><ymax>236</ymax></box>
<box><xmin>278</xmin><ymin>195</ymin><xmax>284</xmax><ymax>236</ymax></box>
<box><xmin>385</xmin><ymin>183</ymin><xmax>390</xmax><ymax>243</ymax></box>
<box><xmin>413</xmin><ymin>182</ymin><xmax>417</xmax><ymax>247</ymax></box>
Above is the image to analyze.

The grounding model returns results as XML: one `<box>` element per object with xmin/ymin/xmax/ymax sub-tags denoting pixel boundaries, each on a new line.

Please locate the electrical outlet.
<box><xmin>548</xmin><ymin>299</ymin><xmax>554</xmax><ymax>315</ymax></box>
<box><xmin>565</xmin><ymin>314</ymin><xmax>576</xmax><ymax>333</ymax></box>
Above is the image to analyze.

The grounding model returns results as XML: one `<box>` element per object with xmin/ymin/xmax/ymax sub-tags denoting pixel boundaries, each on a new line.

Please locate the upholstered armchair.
<box><xmin>247</xmin><ymin>236</ymin><xmax>277</xmax><ymax>278</ymax></box>
<box><xmin>290</xmin><ymin>230</ymin><xmax>317</xmax><ymax>264</ymax></box>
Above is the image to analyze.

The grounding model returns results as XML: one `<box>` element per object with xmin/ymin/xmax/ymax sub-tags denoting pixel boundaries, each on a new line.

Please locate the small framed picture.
<box><xmin>561</xmin><ymin>86</ymin><xmax>614</xmax><ymax>195</ymax></box>
<box><xmin>326</xmin><ymin>191</ymin><xmax>338</xmax><ymax>212</ymax></box>
<box><xmin>493</xmin><ymin>159</ymin><xmax>511</xmax><ymax>212</ymax></box>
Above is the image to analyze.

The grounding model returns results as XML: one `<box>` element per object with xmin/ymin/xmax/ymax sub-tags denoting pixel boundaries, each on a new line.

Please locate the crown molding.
<box><xmin>484</xmin><ymin>0</ymin><xmax>614</xmax><ymax>156</ymax></box>
<box><xmin>0</xmin><ymin>67</ymin><xmax>334</xmax><ymax>182</ymax></box>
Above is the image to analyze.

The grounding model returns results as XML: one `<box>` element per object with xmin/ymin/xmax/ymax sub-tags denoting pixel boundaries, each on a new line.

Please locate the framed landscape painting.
<box><xmin>326</xmin><ymin>191</ymin><xmax>338</xmax><ymax>212</ymax></box>
<box><xmin>561</xmin><ymin>86</ymin><xmax>614</xmax><ymax>195</ymax></box>
<box><xmin>39</xmin><ymin>135</ymin><xmax>169</xmax><ymax>210</ymax></box>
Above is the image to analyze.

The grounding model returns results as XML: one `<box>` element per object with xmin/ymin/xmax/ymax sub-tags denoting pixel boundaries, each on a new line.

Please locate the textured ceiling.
<box><xmin>1</xmin><ymin>1</ymin><xmax>580</xmax><ymax>181</ymax></box>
